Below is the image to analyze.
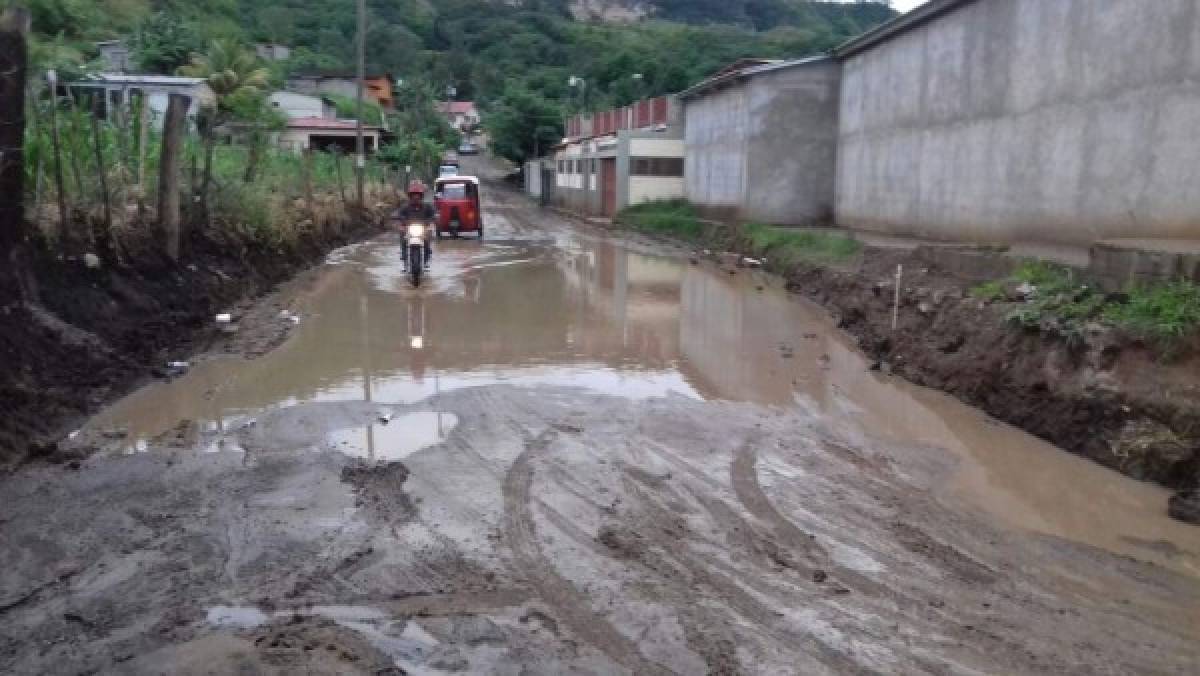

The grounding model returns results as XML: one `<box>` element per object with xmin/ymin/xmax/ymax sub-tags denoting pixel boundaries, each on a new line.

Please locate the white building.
<box><xmin>269</xmin><ymin>91</ymin><xmax>337</xmax><ymax>120</ymax></box>
<box><xmin>95</xmin><ymin>40</ymin><xmax>131</xmax><ymax>72</ymax></box>
<box><xmin>67</xmin><ymin>74</ymin><xmax>215</xmax><ymax>128</ymax></box>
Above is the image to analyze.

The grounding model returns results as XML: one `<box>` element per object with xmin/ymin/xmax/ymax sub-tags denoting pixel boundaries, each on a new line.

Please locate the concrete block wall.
<box><xmin>684</xmin><ymin>60</ymin><xmax>841</xmax><ymax>226</ymax></box>
<box><xmin>836</xmin><ymin>0</ymin><xmax>1200</xmax><ymax>245</ymax></box>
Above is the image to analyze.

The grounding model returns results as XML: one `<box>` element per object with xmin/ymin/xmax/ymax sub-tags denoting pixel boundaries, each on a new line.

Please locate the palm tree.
<box><xmin>178</xmin><ymin>40</ymin><xmax>270</xmax><ymax>226</ymax></box>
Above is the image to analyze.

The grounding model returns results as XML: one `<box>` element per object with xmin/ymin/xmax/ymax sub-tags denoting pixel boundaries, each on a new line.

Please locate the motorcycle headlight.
<box><xmin>406</xmin><ymin>223</ymin><xmax>426</xmax><ymax>238</ymax></box>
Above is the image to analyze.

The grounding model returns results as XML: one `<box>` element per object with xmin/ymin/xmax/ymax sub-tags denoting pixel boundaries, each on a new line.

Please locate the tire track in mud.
<box><xmin>502</xmin><ymin>428</ymin><xmax>674</xmax><ymax>675</ymax></box>
<box><xmin>730</xmin><ymin>443</ymin><xmax>894</xmax><ymax>597</ymax></box>
<box><xmin>613</xmin><ymin>475</ymin><xmax>867</xmax><ymax>675</ymax></box>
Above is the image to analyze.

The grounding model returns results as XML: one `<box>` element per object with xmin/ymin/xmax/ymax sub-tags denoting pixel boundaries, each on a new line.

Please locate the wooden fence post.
<box><xmin>90</xmin><ymin>97</ymin><xmax>115</xmax><ymax>264</ymax></box>
<box><xmin>158</xmin><ymin>93</ymin><xmax>189</xmax><ymax>261</ymax></box>
<box><xmin>136</xmin><ymin>91</ymin><xmax>149</xmax><ymax>217</ymax></box>
<box><xmin>302</xmin><ymin>148</ymin><xmax>319</xmax><ymax>235</ymax></box>
<box><xmin>0</xmin><ymin>7</ymin><xmax>33</xmax><ymax>301</ymax></box>
<box><xmin>45</xmin><ymin>73</ymin><xmax>69</xmax><ymax>252</ymax></box>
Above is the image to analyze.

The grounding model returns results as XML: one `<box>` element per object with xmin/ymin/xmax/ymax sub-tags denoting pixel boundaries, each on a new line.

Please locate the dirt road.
<box><xmin>2</xmin><ymin>168</ymin><xmax>1199</xmax><ymax>674</ymax></box>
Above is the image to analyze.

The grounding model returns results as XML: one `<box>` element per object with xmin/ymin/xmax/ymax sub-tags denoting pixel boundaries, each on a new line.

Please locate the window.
<box><xmin>558</xmin><ymin>160</ymin><xmax>565</xmax><ymax>173</ymax></box>
<box><xmin>630</xmin><ymin>157</ymin><xmax>684</xmax><ymax>177</ymax></box>
<box><xmin>590</xmin><ymin>159</ymin><xmax>597</xmax><ymax>174</ymax></box>
<box><xmin>441</xmin><ymin>184</ymin><xmax>468</xmax><ymax>199</ymax></box>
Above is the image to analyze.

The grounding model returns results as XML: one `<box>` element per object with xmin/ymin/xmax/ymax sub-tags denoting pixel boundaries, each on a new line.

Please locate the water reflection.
<box><xmin>84</xmin><ymin>230</ymin><xmax>1200</xmax><ymax>573</ymax></box>
<box><xmin>328</xmin><ymin>412</ymin><xmax>459</xmax><ymax>462</ymax></box>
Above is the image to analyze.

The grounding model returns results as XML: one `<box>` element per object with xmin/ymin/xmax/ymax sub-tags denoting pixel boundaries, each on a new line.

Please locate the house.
<box><xmin>679</xmin><ymin>56</ymin><xmax>841</xmax><ymax>226</ymax></box>
<box><xmin>95</xmin><ymin>40</ymin><xmax>131</xmax><ymax>72</ymax></box>
<box><xmin>285</xmin><ymin>73</ymin><xmax>395</xmax><ymax>110</ymax></box>
<box><xmin>277</xmin><ymin>117</ymin><xmax>382</xmax><ymax>155</ymax></box>
<box><xmin>269</xmin><ymin>91</ymin><xmax>337</xmax><ymax>121</ymax></box>
<box><xmin>437</xmin><ymin>101</ymin><xmax>480</xmax><ymax>131</ymax></box>
<box><xmin>66</xmin><ymin>74</ymin><xmax>215</xmax><ymax>128</ymax></box>
<box><xmin>540</xmin><ymin>96</ymin><xmax>685</xmax><ymax>218</ymax></box>
<box><xmin>255</xmin><ymin>43</ymin><xmax>291</xmax><ymax>62</ymax></box>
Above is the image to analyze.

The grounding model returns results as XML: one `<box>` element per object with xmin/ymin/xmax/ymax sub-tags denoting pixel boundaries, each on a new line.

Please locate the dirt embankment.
<box><xmin>0</xmin><ymin>217</ymin><xmax>384</xmax><ymax>469</ymax></box>
<box><xmin>621</xmin><ymin>221</ymin><xmax>1200</xmax><ymax>519</ymax></box>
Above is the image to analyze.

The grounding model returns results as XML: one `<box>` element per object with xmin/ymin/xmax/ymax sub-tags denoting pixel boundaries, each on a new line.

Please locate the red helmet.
<box><xmin>407</xmin><ymin>180</ymin><xmax>427</xmax><ymax>195</ymax></box>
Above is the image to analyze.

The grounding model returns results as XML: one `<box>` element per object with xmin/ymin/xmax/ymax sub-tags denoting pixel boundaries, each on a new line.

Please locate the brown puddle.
<box><xmin>84</xmin><ymin>224</ymin><xmax>1200</xmax><ymax>577</ymax></box>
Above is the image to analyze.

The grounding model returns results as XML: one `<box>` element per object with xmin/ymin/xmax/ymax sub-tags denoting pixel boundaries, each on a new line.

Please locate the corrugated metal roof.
<box><xmin>287</xmin><ymin>117</ymin><xmax>382</xmax><ymax>130</ymax></box>
<box><xmin>82</xmin><ymin>74</ymin><xmax>206</xmax><ymax>86</ymax></box>
<box><xmin>678</xmin><ymin>55</ymin><xmax>833</xmax><ymax>101</ymax></box>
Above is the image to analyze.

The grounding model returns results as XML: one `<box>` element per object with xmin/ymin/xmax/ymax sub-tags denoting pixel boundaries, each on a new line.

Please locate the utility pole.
<box><xmin>354</xmin><ymin>0</ymin><xmax>366</xmax><ymax>210</ymax></box>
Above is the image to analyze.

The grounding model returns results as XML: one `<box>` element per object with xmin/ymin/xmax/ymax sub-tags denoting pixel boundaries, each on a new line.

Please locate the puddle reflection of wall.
<box><xmin>679</xmin><ymin>268</ymin><xmax>830</xmax><ymax>405</ymax></box>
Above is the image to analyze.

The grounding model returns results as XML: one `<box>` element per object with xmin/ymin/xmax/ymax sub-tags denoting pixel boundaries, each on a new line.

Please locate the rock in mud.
<box><xmin>1109</xmin><ymin>420</ymin><xmax>1193</xmax><ymax>483</ymax></box>
<box><xmin>1168</xmin><ymin>490</ymin><xmax>1200</xmax><ymax>525</ymax></box>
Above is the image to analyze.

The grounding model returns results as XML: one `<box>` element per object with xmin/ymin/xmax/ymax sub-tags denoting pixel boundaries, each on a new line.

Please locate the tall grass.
<box><xmin>976</xmin><ymin>260</ymin><xmax>1200</xmax><ymax>350</ymax></box>
<box><xmin>21</xmin><ymin>96</ymin><xmax>396</xmax><ymax>250</ymax></box>
<box><xmin>619</xmin><ymin>199</ymin><xmax>706</xmax><ymax>239</ymax></box>
<box><xmin>742</xmin><ymin>222</ymin><xmax>860</xmax><ymax>264</ymax></box>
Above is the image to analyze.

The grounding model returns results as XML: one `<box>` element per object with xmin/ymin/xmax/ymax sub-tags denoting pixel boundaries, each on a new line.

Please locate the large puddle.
<box><xmin>84</xmin><ymin>218</ymin><xmax>1200</xmax><ymax>577</ymax></box>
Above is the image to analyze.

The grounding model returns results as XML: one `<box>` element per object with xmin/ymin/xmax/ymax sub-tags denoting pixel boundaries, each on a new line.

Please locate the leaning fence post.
<box><xmin>0</xmin><ymin>6</ymin><xmax>35</xmax><ymax>301</ymax></box>
<box><xmin>45</xmin><ymin>70</ymin><xmax>70</xmax><ymax>252</ymax></box>
<box><xmin>90</xmin><ymin>97</ymin><xmax>115</xmax><ymax>264</ymax></box>
<box><xmin>157</xmin><ymin>93</ymin><xmax>189</xmax><ymax>261</ymax></box>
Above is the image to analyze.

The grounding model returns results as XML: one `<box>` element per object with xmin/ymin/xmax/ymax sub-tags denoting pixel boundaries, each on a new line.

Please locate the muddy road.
<box><xmin>2</xmin><ymin>168</ymin><xmax>1200</xmax><ymax>674</ymax></box>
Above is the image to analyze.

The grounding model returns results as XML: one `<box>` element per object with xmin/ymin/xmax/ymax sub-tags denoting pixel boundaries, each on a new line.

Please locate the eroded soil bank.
<box><xmin>618</xmin><ymin>220</ymin><xmax>1200</xmax><ymax>517</ymax></box>
<box><xmin>0</xmin><ymin>215</ymin><xmax>383</xmax><ymax>470</ymax></box>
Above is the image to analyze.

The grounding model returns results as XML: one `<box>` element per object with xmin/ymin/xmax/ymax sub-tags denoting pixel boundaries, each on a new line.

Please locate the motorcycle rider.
<box><xmin>392</xmin><ymin>180</ymin><xmax>435</xmax><ymax>268</ymax></box>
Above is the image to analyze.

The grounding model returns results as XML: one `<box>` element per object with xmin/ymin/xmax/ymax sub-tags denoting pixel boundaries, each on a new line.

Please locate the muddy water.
<box><xmin>85</xmin><ymin>221</ymin><xmax>1200</xmax><ymax>577</ymax></box>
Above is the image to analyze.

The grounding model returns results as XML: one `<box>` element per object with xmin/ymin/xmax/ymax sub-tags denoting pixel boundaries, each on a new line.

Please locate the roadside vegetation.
<box><xmin>14</xmin><ymin>37</ymin><xmax>402</xmax><ymax>270</ymax></box>
<box><xmin>973</xmin><ymin>261</ymin><xmax>1200</xmax><ymax>351</ymax></box>
<box><xmin>1</xmin><ymin>0</ymin><xmax>896</xmax><ymax>166</ymax></box>
<box><xmin>618</xmin><ymin>199</ymin><xmax>860</xmax><ymax>265</ymax></box>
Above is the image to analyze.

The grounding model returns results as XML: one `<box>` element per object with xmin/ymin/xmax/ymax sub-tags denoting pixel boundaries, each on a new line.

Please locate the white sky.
<box><xmin>890</xmin><ymin>0</ymin><xmax>927</xmax><ymax>12</ymax></box>
<box><xmin>848</xmin><ymin>0</ymin><xmax>927</xmax><ymax>13</ymax></box>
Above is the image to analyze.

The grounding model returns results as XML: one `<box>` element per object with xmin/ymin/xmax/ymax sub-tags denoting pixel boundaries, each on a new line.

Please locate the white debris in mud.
<box><xmin>206</xmin><ymin>606</ymin><xmax>269</xmax><ymax>629</ymax></box>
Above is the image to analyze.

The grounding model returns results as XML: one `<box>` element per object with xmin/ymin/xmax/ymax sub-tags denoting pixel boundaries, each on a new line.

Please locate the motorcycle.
<box><xmin>404</xmin><ymin>220</ymin><xmax>429</xmax><ymax>287</ymax></box>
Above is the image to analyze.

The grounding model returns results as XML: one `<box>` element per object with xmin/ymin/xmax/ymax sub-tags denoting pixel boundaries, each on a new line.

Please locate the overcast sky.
<box><xmin>860</xmin><ymin>0</ymin><xmax>926</xmax><ymax>13</ymax></box>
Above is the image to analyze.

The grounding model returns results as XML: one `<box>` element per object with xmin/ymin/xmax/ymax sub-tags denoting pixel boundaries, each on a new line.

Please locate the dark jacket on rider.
<box><xmin>393</xmin><ymin>202</ymin><xmax>435</xmax><ymax>262</ymax></box>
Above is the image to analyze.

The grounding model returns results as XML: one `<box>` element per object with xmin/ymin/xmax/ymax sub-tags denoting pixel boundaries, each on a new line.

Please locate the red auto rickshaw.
<box><xmin>433</xmin><ymin>176</ymin><xmax>483</xmax><ymax>239</ymax></box>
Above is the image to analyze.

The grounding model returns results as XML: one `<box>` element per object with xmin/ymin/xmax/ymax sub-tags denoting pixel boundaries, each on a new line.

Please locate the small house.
<box><xmin>269</xmin><ymin>91</ymin><xmax>337</xmax><ymax>121</ymax></box>
<box><xmin>67</xmin><ymin>74</ymin><xmax>215</xmax><ymax>128</ymax></box>
<box><xmin>94</xmin><ymin>40</ymin><xmax>132</xmax><ymax>72</ymax></box>
<box><xmin>277</xmin><ymin>117</ymin><xmax>382</xmax><ymax>154</ymax></box>
<box><xmin>285</xmin><ymin>73</ymin><xmax>394</xmax><ymax>110</ymax></box>
<box><xmin>437</xmin><ymin>102</ymin><xmax>480</xmax><ymax>131</ymax></box>
<box><xmin>255</xmin><ymin>43</ymin><xmax>291</xmax><ymax>62</ymax></box>
<box><xmin>546</xmin><ymin>96</ymin><xmax>685</xmax><ymax>218</ymax></box>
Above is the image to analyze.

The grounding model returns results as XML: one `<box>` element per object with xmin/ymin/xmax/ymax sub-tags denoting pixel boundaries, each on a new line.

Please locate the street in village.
<box><xmin>1</xmin><ymin>159</ymin><xmax>1198</xmax><ymax>675</ymax></box>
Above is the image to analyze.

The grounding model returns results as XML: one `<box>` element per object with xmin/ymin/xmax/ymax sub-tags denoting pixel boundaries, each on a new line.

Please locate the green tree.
<box><xmin>131</xmin><ymin>12</ymin><xmax>201</xmax><ymax>74</ymax></box>
<box><xmin>178</xmin><ymin>39</ymin><xmax>270</xmax><ymax>224</ymax></box>
<box><xmin>487</xmin><ymin>87</ymin><xmax>563</xmax><ymax>165</ymax></box>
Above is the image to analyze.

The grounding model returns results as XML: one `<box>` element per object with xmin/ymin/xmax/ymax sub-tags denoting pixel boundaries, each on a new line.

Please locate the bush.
<box><xmin>1106</xmin><ymin>281</ymin><xmax>1200</xmax><ymax>346</ymax></box>
<box><xmin>618</xmin><ymin>199</ymin><xmax>705</xmax><ymax>240</ymax></box>
<box><xmin>742</xmin><ymin>222</ymin><xmax>860</xmax><ymax>264</ymax></box>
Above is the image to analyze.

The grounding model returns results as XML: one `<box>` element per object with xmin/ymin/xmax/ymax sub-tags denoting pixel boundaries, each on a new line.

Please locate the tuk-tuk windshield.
<box><xmin>441</xmin><ymin>184</ymin><xmax>469</xmax><ymax>199</ymax></box>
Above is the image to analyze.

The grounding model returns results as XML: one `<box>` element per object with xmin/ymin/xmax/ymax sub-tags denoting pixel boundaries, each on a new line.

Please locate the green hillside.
<box><xmin>5</xmin><ymin>0</ymin><xmax>895</xmax><ymax>161</ymax></box>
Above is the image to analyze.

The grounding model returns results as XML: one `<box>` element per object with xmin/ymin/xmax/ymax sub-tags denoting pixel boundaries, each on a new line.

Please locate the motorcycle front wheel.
<box><xmin>409</xmin><ymin>245</ymin><xmax>423</xmax><ymax>287</ymax></box>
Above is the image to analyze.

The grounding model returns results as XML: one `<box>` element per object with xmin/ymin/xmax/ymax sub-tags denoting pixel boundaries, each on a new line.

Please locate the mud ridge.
<box><xmin>0</xmin><ymin>218</ymin><xmax>383</xmax><ymax>469</ymax></box>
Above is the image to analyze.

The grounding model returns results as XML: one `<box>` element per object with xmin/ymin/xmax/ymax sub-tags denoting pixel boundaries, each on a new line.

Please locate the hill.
<box><xmin>5</xmin><ymin>0</ymin><xmax>896</xmax><ymax>161</ymax></box>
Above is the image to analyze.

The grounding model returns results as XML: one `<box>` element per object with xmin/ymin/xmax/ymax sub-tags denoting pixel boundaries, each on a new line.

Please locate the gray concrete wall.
<box><xmin>837</xmin><ymin>0</ymin><xmax>1200</xmax><ymax>244</ymax></box>
<box><xmin>684</xmin><ymin>84</ymin><xmax>749</xmax><ymax>217</ymax></box>
<box><xmin>744</xmin><ymin>61</ymin><xmax>841</xmax><ymax>225</ymax></box>
<box><xmin>684</xmin><ymin>60</ymin><xmax>842</xmax><ymax>225</ymax></box>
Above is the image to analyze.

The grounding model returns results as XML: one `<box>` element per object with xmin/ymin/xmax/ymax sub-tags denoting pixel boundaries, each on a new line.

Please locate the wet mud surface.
<box><xmin>3</xmin><ymin>172</ymin><xmax>1200</xmax><ymax>674</ymax></box>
